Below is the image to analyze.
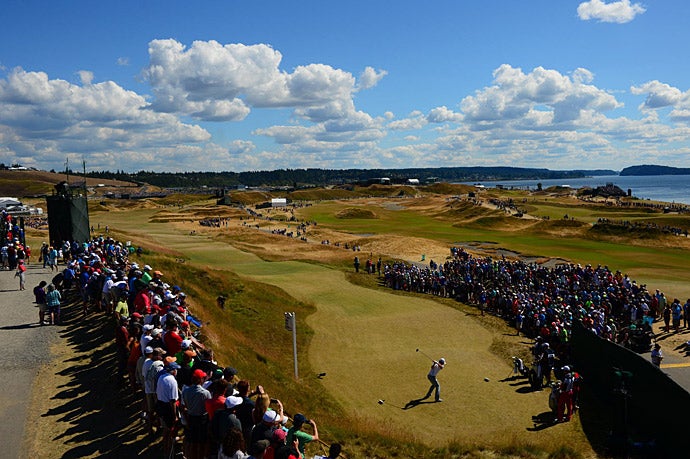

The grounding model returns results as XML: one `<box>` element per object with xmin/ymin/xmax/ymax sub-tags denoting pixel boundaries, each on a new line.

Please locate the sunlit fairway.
<box><xmin>94</xmin><ymin>189</ymin><xmax>690</xmax><ymax>456</ymax></box>
<box><xmin>101</xmin><ymin>205</ymin><xmax>594</xmax><ymax>453</ymax></box>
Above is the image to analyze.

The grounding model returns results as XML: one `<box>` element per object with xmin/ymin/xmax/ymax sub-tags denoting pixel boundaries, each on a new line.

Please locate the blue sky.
<box><xmin>1</xmin><ymin>0</ymin><xmax>688</xmax><ymax>173</ymax></box>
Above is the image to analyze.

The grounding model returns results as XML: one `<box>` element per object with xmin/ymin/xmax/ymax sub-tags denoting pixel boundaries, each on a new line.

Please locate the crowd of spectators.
<box><xmin>20</xmin><ymin>225</ymin><xmax>339</xmax><ymax>459</ymax></box>
<box><xmin>383</xmin><ymin>247</ymin><xmax>667</xmax><ymax>362</ymax></box>
<box><xmin>595</xmin><ymin>217</ymin><xmax>689</xmax><ymax>237</ymax></box>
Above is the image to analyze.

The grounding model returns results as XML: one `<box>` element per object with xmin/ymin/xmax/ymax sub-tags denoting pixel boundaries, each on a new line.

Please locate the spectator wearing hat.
<box><xmin>126</xmin><ymin>326</ymin><xmax>143</xmax><ymax>389</ymax></box>
<box><xmin>264</xmin><ymin>428</ymin><xmax>287</xmax><ymax>459</ymax></box>
<box><xmin>286</xmin><ymin>414</ymin><xmax>318</xmax><ymax>459</ymax></box>
<box><xmin>218</xmin><ymin>427</ymin><xmax>248</xmax><ymax>459</ymax></box>
<box><xmin>140</xmin><ymin>324</ymin><xmax>154</xmax><ymax>354</ymax></box>
<box><xmin>136</xmin><ymin>346</ymin><xmax>154</xmax><ymax>393</ymax></box>
<box><xmin>15</xmin><ymin>259</ymin><xmax>26</xmax><ymax>290</ymax></box>
<box><xmin>115</xmin><ymin>316</ymin><xmax>131</xmax><ymax>380</ymax></box>
<box><xmin>557</xmin><ymin>366</ymin><xmax>574</xmax><ymax>423</ymax></box>
<box><xmin>149</xmin><ymin>328</ymin><xmax>164</xmax><ymax>350</ymax></box>
<box><xmin>250</xmin><ymin>407</ymin><xmax>284</xmax><ymax>447</ymax></box>
<box><xmin>181</xmin><ymin>369</ymin><xmax>212</xmax><ymax>459</ymax></box>
<box><xmin>157</xmin><ymin>361</ymin><xmax>182</xmax><ymax>456</ymax></box>
<box><xmin>211</xmin><ymin>395</ymin><xmax>244</xmax><ymax>450</ymax></box>
<box><xmin>176</xmin><ymin>346</ymin><xmax>198</xmax><ymax>388</ymax></box>
<box><xmin>114</xmin><ymin>290</ymin><xmax>130</xmax><ymax>323</ymax></box>
<box><xmin>141</xmin><ymin>265</ymin><xmax>153</xmax><ymax>284</ymax></box>
<box><xmin>143</xmin><ymin>347</ymin><xmax>166</xmax><ymax>432</ymax></box>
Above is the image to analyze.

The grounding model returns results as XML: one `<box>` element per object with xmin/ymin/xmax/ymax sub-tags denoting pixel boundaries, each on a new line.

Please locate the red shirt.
<box><xmin>164</xmin><ymin>330</ymin><xmax>183</xmax><ymax>355</ymax></box>
<box><xmin>205</xmin><ymin>395</ymin><xmax>226</xmax><ymax>421</ymax></box>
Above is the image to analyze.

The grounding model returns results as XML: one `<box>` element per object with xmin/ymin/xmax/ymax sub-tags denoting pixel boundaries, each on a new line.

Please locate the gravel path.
<box><xmin>0</xmin><ymin>262</ymin><xmax>60</xmax><ymax>458</ymax></box>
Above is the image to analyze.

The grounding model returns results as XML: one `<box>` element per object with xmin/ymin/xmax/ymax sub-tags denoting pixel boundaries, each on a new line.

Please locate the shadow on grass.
<box><xmin>39</xmin><ymin>290</ymin><xmax>165</xmax><ymax>458</ymax></box>
<box><xmin>402</xmin><ymin>397</ymin><xmax>440</xmax><ymax>410</ymax></box>
<box><xmin>527</xmin><ymin>411</ymin><xmax>557</xmax><ymax>431</ymax></box>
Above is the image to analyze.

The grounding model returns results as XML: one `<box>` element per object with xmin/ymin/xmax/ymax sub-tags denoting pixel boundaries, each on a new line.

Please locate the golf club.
<box><xmin>416</xmin><ymin>348</ymin><xmax>435</xmax><ymax>362</ymax></box>
<box><xmin>377</xmin><ymin>399</ymin><xmax>404</xmax><ymax>409</ymax></box>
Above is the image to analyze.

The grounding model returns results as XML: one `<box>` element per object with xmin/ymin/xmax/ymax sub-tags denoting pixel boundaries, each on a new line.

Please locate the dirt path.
<box><xmin>0</xmin><ymin>262</ymin><xmax>61</xmax><ymax>459</ymax></box>
<box><xmin>19</xmin><ymin>269</ymin><xmax>164</xmax><ymax>458</ymax></box>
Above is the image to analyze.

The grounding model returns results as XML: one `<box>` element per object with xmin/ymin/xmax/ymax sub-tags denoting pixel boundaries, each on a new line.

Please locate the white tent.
<box><xmin>0</xmin><ymin>197</ymin><xmax>22</xmax><ymax>209</ymax></box>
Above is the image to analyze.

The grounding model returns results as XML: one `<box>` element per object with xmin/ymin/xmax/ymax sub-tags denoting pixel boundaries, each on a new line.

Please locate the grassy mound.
<box><xmin>335</xmin><ymin>207</ymin><xmax>378</xmax><ymax>219</ymax></box>
<box><xmin>589</xmin><ymin>222</ymin><xmax>663</xmax><ymax>239</ymax></box>
<box><xmin>440</xmin><ymin>201</ymin><xmax>502</xmax><ymax>221</ymax></box>
<box><xmin>422</xmin><ymin>182</ymin><xmax>474</xmax><ymax>195</ymax></box>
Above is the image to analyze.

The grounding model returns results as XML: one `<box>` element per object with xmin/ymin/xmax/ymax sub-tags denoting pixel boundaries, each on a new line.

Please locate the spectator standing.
<box><xmin>181</xmin><ymin>369</ymin><xmax>212</xmax><ymax>459</ymax></box>
<box><xmin>15</xmin><ymin>259</ymin><xmax>26</xmax><ymax>290</ymax></box>
<box><xmin>34</xmin><ymin>280</ymin><xmax>48</xmax><ymax>325</ymax></box>
<box><xmin>45</xmin><ymin>283</ymin><xmax>61</xmax><ymax>325</ymax></box>
<box><xmin>156</xmin><ymin>361</ymin><xmax>181</xmax><ymax>457</ymax></box>
<box><xmin>218</xmin><ymin>427</ymin><xmax>248</xmax><ymax>459</ymax></box>
<box><xmin>286</xmin><ymin>414</ymin><xmax>318</xmax><ymax>459</ymax></box>
<box><xmin>651</xmin><ymin>343</ymin><xmax>664</xmax><ymax>367</ymax></box>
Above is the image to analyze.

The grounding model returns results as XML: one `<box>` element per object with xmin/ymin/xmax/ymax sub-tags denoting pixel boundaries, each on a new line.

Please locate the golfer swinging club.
<box><xmin>424</xmin><ymin>357</ymin><xmax>446</xmax><ymax>402</ymax></box>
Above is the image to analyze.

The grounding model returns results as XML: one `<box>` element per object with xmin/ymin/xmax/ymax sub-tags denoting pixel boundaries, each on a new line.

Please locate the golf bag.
<box><xmin>548</xmin><ymin>381</ymin><xmax>560</xmax><ymax>415</ymax></box>
<box><xmin>528</xmin><ymin>366</ymin><xmax>541</xmax><ymax>390</ymax></box>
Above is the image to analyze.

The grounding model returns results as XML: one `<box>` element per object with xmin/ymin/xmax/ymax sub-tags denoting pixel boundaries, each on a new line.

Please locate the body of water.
<box><xmin>464</xmin><ymin>175</ymin><xmax>690</xmax><ymax>206</ymax></box>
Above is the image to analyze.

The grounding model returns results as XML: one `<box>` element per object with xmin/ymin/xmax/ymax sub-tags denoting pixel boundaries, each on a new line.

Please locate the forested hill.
<box><xmin>620</xmin><ymin>165</ymin><xmax>690</xmax><ymax>176</ymax></box>
<box><xmin>85</xmin><ymin>166</ymin><xmax>616</xmax><ymax>188</ymax></box>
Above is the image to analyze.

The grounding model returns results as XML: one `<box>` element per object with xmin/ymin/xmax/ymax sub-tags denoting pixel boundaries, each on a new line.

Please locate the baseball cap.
<box><xmin>273</xmin><ymin>428</ymin><xmax>287</xmax><ymax>442</ymax></box>
<box><xmin>166</xmin><ymin>362</ymin><xmax>181</xmax><ymax>371</ymax></box>
<box><xmin>293</xmin><ymin>413</ymin><xmax>307</xmax><ymax>426</ymax></box>
<box><xmin>192</xmin><ymin>369</ymin><xmax>207</xmax><ymax>380</ymax></box>
<box><xmin>144</xmin><ymin>346</ymin><xmax>154</xmax><ymax>354</ymax></box>
<box><xmin>263</xmin><ymin>410</ymin><xmax>281</xmax><ymax>423</ymax></box>
<box><xmin>225</xmin><ymin>395</ymin><xmax>243</xmax><ymax>409</ymax></box>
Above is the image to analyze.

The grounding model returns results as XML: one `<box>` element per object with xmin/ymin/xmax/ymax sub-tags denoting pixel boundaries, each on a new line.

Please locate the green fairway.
<box><xmin>101</xmin><ymin>207</ymin><xmax>592</xmax><ymax>451</ymax></box>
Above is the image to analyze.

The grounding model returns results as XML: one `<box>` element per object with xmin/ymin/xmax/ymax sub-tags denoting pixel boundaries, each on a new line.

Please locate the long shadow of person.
<box><xmin>527</xmin><ymin>411</ymin><xmax>557</xmax><ymax>431</ymax></box>
<box><xmin>403</xmin><ymin>397</ymin><xmax>438</xmax><ymax>410</ymax></box>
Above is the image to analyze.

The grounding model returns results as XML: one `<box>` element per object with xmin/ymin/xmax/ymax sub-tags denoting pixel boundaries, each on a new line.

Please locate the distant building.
<box><xmin>0</xmin><ymin>197</ymin><xmax>22</xmax><ymax>209</ymax></box>
<box><xmin>406</xmin><ymin>178</ymin><xmax>420</xmax><ymax>186</ymax></box>
<box><xmin>271</xmin><ymin>198</ymin><xmax>287</xmax><ymax>208</ymax></box>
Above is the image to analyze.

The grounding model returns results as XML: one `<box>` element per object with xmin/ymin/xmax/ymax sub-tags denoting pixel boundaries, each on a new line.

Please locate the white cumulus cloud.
<box><xmin>460</xmin><ymin>64</ymin><xmax>621</xmax><ymax>125</ymax></box>
<box><xmin>631</xmin><ymin>80</ymin><xmax>684</xmax><ymax>109</ymax></box>
<box><xmin>357</xmin><ymin>66</ymin><xmax>387</xmax><ymax>90</ymax></box>
<box><xmin>577</xmin><ymin>0</ymin><xmax>646</xmax><ymax>24</ymax></box>
<box><xmin>142</xmin><ymin>39</ymin><xmax>377</xmax><ymax>124</ymax></box>
<box><xmin>0</xmin><ymin>67</ymin><xmax>210</xmax><ymax>171</ymax></box>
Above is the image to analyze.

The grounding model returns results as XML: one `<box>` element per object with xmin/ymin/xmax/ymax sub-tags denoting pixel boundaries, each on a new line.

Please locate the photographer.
<box><xmin>286</xmin><ymin>414</ymin><xmax>318</xmax><ymax>459</ymax></box>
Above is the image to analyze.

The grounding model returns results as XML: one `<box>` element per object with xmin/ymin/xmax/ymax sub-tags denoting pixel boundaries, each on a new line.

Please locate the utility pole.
<box><xmin>284</xmin><ymin>312</ymin><xmax>298</xmax><ymax>379</ymax></box>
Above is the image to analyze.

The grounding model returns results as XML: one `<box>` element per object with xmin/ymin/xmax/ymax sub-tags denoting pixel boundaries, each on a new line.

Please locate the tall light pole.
<box><xmin>284</xmin><ymin>312</ymin><xmax>298</xmax><ymax>380</ymax></box>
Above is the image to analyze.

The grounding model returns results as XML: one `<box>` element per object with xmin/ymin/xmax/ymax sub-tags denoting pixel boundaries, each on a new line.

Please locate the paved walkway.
<box><xmin>0</xmin><ymin>262</ymin><xmax>60</xmax><ymax>458</ymax></box>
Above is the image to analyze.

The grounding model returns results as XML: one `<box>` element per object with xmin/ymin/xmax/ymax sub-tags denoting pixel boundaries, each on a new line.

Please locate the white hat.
<box><xmin>263</xmin><ymin>409</ymin><xmax>281</xmax><ymax>423</ymax></box>
<box><xmin>439</xmin><ymin>358</ymin><xmax>446</xmax><ymax>365</ymax></box>
<box><xmin>225</xmin><ymin>396</ymin><xmax>243</xmax><ymax>409</ymax></box>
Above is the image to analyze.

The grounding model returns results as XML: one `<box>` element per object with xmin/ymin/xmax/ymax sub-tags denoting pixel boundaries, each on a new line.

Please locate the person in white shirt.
<box><xmin>423</xmin><ymin>357</ymin><xmax>446</xmax><ymax>402</ymax></box>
